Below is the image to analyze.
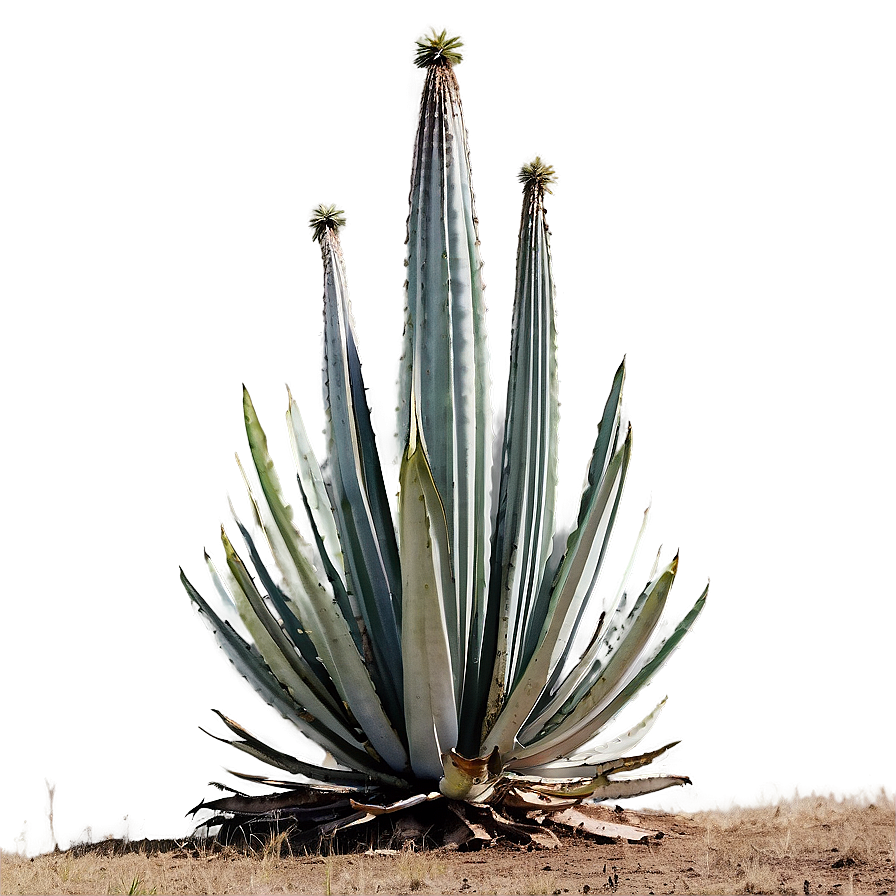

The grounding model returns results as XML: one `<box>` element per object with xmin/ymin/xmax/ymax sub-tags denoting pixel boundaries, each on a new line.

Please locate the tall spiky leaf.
<box><xmin>401</xmin><ymin>30</ymin><xmax>492</xmax><ymax>750</ymax></box>
<box><xmin>480</xmin><ymin>159</ymin><xmax>560</xmax><ymax>745</ymax></box>
<box><xmin>315</xmin><ymin>215</ymin><xmax>404</xmax><ymax>722</ymax></box>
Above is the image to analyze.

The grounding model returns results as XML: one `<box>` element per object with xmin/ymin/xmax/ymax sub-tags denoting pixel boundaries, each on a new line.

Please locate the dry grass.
<box><xmin>688</xmin><ymin>791</ymin><xmax>895</xmax><ymax>895</ymax></box>
<box><xmin>1</xmin><ymin>792</ymin><xmax>892</xmax><ymax>895</ymax></box>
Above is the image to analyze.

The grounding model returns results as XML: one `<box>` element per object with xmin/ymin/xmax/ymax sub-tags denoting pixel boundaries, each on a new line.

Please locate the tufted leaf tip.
<box><xmin>415</xmin><ymin>29</ymin><xmax>463</xmax><ymax>68</ymax></box>
<box><xmin>518</xmin><ymin>157</ymin><xmax>557</xmax><ymax>196</ymax></box>
<box><xmin>309</xmin><ymin>204</ymin><xmax>346</xmax><ymax>242</ymax></box>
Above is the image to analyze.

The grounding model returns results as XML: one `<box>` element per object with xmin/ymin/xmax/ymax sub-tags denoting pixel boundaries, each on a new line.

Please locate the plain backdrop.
<box><xmin>2</xmin><ymin>2</ymin><xmax>893</xmax><ymax>857</ymax></box>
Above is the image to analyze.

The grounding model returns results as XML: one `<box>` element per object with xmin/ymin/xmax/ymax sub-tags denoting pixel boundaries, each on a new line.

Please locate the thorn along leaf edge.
<box><xmin>182</xmin><ymin>30</ymin><xmax>708</xmax><ymax>843</ymax></box>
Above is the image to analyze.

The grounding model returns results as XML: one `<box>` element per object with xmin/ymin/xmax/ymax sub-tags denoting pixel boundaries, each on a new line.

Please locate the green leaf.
<box><xmin>517</xmin><ymin>555</ymin><xmax>678</xmax><ymax>749</ymax></box>
<box><xmin>401</xmin><ymin>51</ymin><xmax>492</xmax><ymax>753</ymax></box>
<box><xmin>230</xmin><ymin>510</ymin><xmax>343</xmax><ymax>711</ymax></box>
<box><xmin>317</xmin><ymin>226</ymin><xmax>404</xmax><ymax>720</ymax></box>
<box><xmin>515</xmin><ymin>740</ymin><xmax>679</xmax><ymax>780</ymax></box>
<box><xmin>241</xmin><ymin>389</ymin><xmax>410</xmax><ymax>774</ymax></box>
<box><xmin>479</xmin><ymin>166</ymin><xmax>560</xmax><ymax>750</ymax></box>
<box><xmin>398</xmin><ymin>408</ymin><xmax>458</xmax><ymax>780</ymax></box>
<box><xmin>286</xmin><ymin>390</ymin><xmax>346</xmax><ymax>586</ymax></box>
<box><xmin>586</xmin><ymin>585</ymin><xmax>708</xmax><ymax>731</ymax></box>
<box><xmin>563</xmin><ymin>696</ymin><xmax>667</xmax><ymax>764</ymax></box>
<box><xmin>180</xmin><ymin>568</ymin><xmax>386</xmax><ymax>776</ymax></box>
<box><xmin>482</xmin><ymin>427</ymin><xmax>632</xmax><ymax>759</ymax></box>
<box><xmin>220</xmin><ymin>526</ymin><xmax>359</xmax><ymax>740</ymax></box>
<box><xmin>204</xmin><ymin>710</ymin><xmax>407</xmax><ymax>789</ymax></box>
<box><xmin>510</xmin><ymin>585</ymin><xmax>708</xmax><ymax>768</ymax></box>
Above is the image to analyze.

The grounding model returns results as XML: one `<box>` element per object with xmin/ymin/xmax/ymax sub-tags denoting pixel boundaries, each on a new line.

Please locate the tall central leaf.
<box><xmin>400</xmin><ymin>41</ymin><xmax>491</xmax><ymax>750</ymax></box>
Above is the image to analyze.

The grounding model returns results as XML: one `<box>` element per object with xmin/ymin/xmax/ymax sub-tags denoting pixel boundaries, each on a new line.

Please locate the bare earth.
<box><xmin>2</xmin><ymin>796</ymin><xmax>893</xmax><ymax>895</ymax></box>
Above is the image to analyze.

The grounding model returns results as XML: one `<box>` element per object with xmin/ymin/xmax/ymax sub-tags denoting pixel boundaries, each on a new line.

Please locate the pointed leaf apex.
<box><xmin>415</xmin><ymin>29</ymin><xmax>463</xmax><ymax>68</ymax></box>
<box><xmin>518</xmin><ymin>156</ymin><xmax>557</xmax><ymax>195</ymax></box>
<box><xmin>309</xmin><ymin>204</ymin><xmax>346</xmax><ymax>242</ymax></box>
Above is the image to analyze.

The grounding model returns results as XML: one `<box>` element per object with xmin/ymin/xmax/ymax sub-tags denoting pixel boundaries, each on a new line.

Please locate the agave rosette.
<box><xmin>182</xmin><ymin>30</ymin><xmax>708</xmax><ymax>841</ymax></box>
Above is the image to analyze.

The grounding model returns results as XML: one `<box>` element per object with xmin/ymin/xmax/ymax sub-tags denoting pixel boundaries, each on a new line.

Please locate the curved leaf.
<box><xmin>399</xmin><ymin>408</ymin><xmax>458</xmax><ymax>780</ymax></box>
<box><xmin>241</xmin><ymin>390</ymin><xmax>410</xmax><ymax>774</ymax></box>
<box><xmin>482</xmin><ymin>426</ymin><xmax>632</xmax><ymax>759</ymax></box>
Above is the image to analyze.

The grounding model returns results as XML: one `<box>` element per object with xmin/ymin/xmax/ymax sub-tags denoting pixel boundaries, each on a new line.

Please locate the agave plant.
<box><xmin>181</xmin><ymin>30</ymin><xmax>707</xmax><ymax>844</ymax></box>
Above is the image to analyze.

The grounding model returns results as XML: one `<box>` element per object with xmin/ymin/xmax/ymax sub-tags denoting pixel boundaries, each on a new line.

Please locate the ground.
<box><xmin>2</xmin><ymin>795</ymin><xmax>893</xmax><ymax>895</ymax></box>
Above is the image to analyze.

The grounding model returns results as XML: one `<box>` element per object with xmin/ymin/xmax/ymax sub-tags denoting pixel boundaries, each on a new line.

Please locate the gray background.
<box><xmin>2</xmin><ymin>2</ymin><xmax>894</xmax><ymax>850</ymax></box>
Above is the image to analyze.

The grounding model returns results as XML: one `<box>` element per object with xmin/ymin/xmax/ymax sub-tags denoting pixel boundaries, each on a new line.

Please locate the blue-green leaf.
<box><xmin>482</xmin><ymin>425</ymin><xmax>632</xmax><ymax>759</ymax></box>
<box><xmin>479</xmin><ymin>174</ymin><xmax>560</xmax><ymax>750</ymax></box>
<box><xmin>318</xmin><ymin>228</ymin><xmax>404</xmax><ymax>719</ymax></box>
<box><xmin>241</xmin><ymin>389</ymin><xmax>409</xmax><ymax>773</ymax></box>
<box><xmin>399</xmin><ymin>406</ymin><xmax>458</xmax><ymax>780</ymax></box>
<box><xmin>401</xmin><ymin>61</ymin><xmax>492</xmax><ymax>754</ymax></box>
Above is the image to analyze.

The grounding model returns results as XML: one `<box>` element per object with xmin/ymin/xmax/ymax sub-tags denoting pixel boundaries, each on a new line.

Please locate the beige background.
<box><xmin>2</xmin><ymin>0</ymin><xmax>893</xmax><ymax>856</ymax></box>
